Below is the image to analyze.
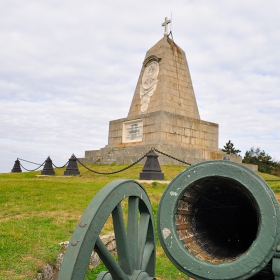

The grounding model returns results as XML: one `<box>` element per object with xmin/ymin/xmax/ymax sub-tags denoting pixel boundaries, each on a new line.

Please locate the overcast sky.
<box><xmin>0</xmin><ymin>0</ymin><xmax>279</xmax><ymax>173</ymax></box>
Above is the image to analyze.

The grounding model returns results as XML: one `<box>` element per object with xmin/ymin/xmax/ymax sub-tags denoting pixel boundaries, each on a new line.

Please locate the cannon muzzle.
<box><xmin>157</xmin><ymin>160</ymin><xmax>280</xmax><ymax>279</ymax></box>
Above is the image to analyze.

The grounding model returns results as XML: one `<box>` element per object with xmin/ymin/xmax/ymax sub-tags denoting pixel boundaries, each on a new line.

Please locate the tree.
<box><xmin>242</xmin><ymin>147</ymin><xmax>277</xmax><ymax>174</ymax></box>
<box><xmin>222</xmin><ymin>140</ymin><xmax>241</xmax><ymax>155</ymax></box>
<box><xmin>272</xmin><ymin>161</ymin><xmax>280</xmax><ymax>177</ymax></box>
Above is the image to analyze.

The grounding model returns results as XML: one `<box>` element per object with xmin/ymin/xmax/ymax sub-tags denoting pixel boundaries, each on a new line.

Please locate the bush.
<box><xmin>242</xmin><ymin>147</ymin><xmax>277</xmax><ymax>174</ymax></box>
<box><xmin>272</xmin><ymin>162</ymin><xmax>280</xmax><ymax>177</ymax></box>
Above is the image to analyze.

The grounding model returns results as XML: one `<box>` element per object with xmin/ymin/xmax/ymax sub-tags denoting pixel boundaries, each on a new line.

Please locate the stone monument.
<box><xmin>80</xmin><ymin>18</ymin><xmax>230</xmax><ymax>165</ymax></box>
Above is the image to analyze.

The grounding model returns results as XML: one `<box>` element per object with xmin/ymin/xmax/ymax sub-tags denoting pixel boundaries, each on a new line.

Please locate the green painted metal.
<box><xmin>157</xmin><ymin>160</ymin><xmax>280</xmax><ymax>280</ymax></box>
<box><xmin>273</xmin><ymin>245</ymin><xmax>280</xmax><ymax>279</ymax></box>
<box><xmin>58</xmin><ymin>179</ymin><xmax>156</xmax><ymax>280</ymax></box>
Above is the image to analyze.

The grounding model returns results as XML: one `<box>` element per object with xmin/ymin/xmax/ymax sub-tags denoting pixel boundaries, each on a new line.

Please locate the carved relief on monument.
<box><xmin>140</xmin><ymin>60</ymin><xmax>159</xmax><ymax>113</ymax></box>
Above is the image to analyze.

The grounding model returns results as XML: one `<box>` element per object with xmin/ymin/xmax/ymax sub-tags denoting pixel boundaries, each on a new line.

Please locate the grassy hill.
<box><xmin>1</xmin><ymin>164</ymin><xmax>280</xmax><ymax>280</ymax></box>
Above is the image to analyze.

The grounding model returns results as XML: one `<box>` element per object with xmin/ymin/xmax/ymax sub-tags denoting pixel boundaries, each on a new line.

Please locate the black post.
<box><xmin>64</xmin><ymin>155</ymin><xmax>80</xmax><ymax>176</ymax></box>
<box><xmin>139</xmin><ymin>150</ymin><xmax>164</xmax><ymax>180</ymax></box>
<box><xmin>11</xmin><ymin>159</ymin><xmax>22</xmax><ymax>173</ymax></box>
<box><xmin>41</xmin><ymin>156</ymin><xmax>55</xmax><ymax>175</ymax></box>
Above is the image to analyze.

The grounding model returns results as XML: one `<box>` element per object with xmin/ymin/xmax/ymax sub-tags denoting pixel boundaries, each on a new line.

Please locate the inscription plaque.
<box><xmin>122</xmin><ymin>120</ymin><xmax>143</xmax><ymax>143</ymax></box>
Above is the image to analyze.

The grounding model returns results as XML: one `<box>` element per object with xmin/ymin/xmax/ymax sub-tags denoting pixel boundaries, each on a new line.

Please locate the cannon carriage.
<box><xmin>58</xmin><ymin>160</ymin><xmax>280</xmax><ymax>280</ymax></box>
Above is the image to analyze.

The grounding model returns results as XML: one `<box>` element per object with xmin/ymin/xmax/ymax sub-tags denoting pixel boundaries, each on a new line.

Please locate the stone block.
<box><xmin>213</xmin><ymin>133</ymin><xmax>218</xmax><ymax>142</ymax></box>
<box><xmin>150</xmin><ymin>98</ymin><xmax>161</xmax><ymax>108</ymax></box>
<box><xmin>175</xmin><ymin>108</ymin><xmax>184</xmax><ymax>116</ymax></box>
<box><xmin>184</xmin><ymin>128</ymin><xmax>191</xmax><ymax>137</ymax></box>
<box><xmin>176</xmin><ymin>117</ymin><xmax>183</xmax><ymax>127</ymax></box>
<box><xmin>205</xmin><ymin>133</ymin><xmax>212</xmax><ymax>140</ymax></box>
<box><xmin>166</xmin><ymin>132</ymin><xmax>181</xmax><ymax>143</ymax></box>
<box><xmin>178</xmin><ymin>74</ymin><xmax>185</xmax><ymax>81</ymax></box>
<box><xmin>144</xmin><ymin>133</ymin><xmax>153</xmax><ymax>141</ymax></box>
<box><xmin>152</xmin><ymin>122</ymin><xmax>161</xmax><ymax>132</ymax></box>
<box><xmin>199</xmin><ymin>131</ymin><xmax>205</xmax><ymax>138</ymax></box>
<box><xmin>196</xmin><ymin>138</ymin><xmax>203</xmax><ymax>146</ymax></box>
<box><xmin>160</xmin><ymin>68</ymin><xmax>168</xmax><ymax>76</ymax></box>
<box><xmin>205</xmin><ymin>139</ymin><xmax>211</xmax><ymax>147</ymax></box>
<box><xmin>182</xmin><ymin>136</ymin><xmax>190</xmax><ymax>144</ymax></box>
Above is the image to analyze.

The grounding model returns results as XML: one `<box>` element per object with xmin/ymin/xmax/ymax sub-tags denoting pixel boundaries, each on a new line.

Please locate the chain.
<box><xmin>18</xmin><ymin>158</ymin><xmax>42</xmax><ymax>165</ymax></box>
<box><xmin>152</xmin><ymin>148</ymin><xmax>192</xmax><ymax>166</ymax></box>
<box><xmin>19</xmin><ymin>161</ymin><xmax>46</xmax><ymax>172</ymax></box>
<box><xmin>52</xmin><ymin>161</ymin><xmax>69</xmax><ymax>168</ymax></box>
<box><xmin>16</xmin><ymin>148</ymin><xmax>190</xmax><ymax>173</ymax></box>
<box><xmin>17</xmin><ymin>158</ymin><xmax>68</xmax><ymax>171</ymax></box>
<box><xmin>73</xmin><ymin>153</ymin><xmax>148</xmax><ymax>175</ymax></box>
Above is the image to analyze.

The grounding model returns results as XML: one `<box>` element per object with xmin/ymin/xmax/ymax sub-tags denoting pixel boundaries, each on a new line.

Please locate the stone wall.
<box><xmin>242</xmin><ymin>163</ymin><xmax>258</xmax><ymax>171</ymax></box>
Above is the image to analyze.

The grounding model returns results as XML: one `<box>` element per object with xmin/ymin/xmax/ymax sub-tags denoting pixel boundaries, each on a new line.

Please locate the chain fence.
<box><xmin>73</xmin><ymin>148</ymin><xmax>191</xmax><ymax>175</ymax></box>
<box><xmin>17</xmin><ymin>158</ymin><xmax>68</xmax><ymax>172</ymax></box>
<box><xmin>18</xmin><ymin>158</ymin><xmax>42</xmax><ymax>166</ymax></box>
<box><xmin>73</xmin><ymin>153</ymin><xmax>148</xmax><ymax>175</ymax></box>
<box><xmin>15</xmin><ymin>148</ymin><xmax>191</xmax><ymax>174</ymax></box>
<box><xmin>19</xmin><ymin>161</ymin><xmax>46</xmax><ymax>172</ymax></box>
<box><xmin>152</xmin><ymin>148</ymin><xmax>192</xmax><ymax>166</ymax></box>
<box><xmin>52</xmin><ymin>161</ymin><xmax>69</xmax><ymax>168</ymax></box>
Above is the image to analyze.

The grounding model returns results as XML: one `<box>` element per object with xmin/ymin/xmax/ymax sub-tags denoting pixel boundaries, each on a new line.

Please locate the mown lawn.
<box><xmin>0</xmin><ymin>164</ymin><xmax>280</xmax><ymax>280</ymax></box>
<box><xmin>0</xmin><ymin>164</ymin><xmax>186</xmax><ymax>280</ymax></box>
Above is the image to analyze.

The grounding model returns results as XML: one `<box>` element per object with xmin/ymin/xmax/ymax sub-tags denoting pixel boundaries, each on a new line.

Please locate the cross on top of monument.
<box><xmin>162</xmin><ymin>17</ymin><xmax>171</xmax><ymax>36</ymax></box>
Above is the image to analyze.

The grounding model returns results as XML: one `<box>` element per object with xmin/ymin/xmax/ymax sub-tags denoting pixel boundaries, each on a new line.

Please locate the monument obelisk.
<box><xmin>80</xmin><ymin>18</ymin><xmax>226</xmax><ymax>165</ymax></box>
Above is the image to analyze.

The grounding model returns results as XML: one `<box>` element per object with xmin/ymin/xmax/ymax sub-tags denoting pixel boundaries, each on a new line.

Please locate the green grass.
<box><xmin>0</xmin><ymin>164</ymin><xmax>186</xmax><ymax>279</ymax></box>
<box><xmin>258</xmin><ymin>171</ymin><xmax>280</xmax><ymax>193</ymax></box>
<box><xmin>0</xmin><ymin>164</ymin><xmax>280</xmax><ymax>279</ymax></box>
<box><xmin>257</xmin><ymin>171</ymin><xmax>280</xmax><ymax>181</ymax></box>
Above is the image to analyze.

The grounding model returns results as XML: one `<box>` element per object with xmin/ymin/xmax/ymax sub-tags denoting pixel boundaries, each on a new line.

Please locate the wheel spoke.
<box><xmin>58</xmin><ymin>180</ymin><xmax>156</xmax><ymax>280</ymax></box>
<box><xmin>112</xmin><ymin>202</ymin><xmax>132</xmax><ymax>275</ymax></box>
<box><xmin>141</xmin><ymin>242</ymin><xmax>155</xmax><ymax>271</ymax></box>
<box><xmin>138</xmin><ymin>212</ymin><xmax>150</xmax><ymax>269</ymax></box>
<box><xmin>127</xmin><ymin>196</ymin><xmax>139</xmax><ymax>270</ymax></box>
<box><xmin>95</xmin><ymin>237</ymin><xmax>129</xmax><ymax>280</ymax></box>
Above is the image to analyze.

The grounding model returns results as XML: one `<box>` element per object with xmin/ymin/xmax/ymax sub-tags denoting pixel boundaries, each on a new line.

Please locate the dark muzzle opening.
<box><xmin>175</xmin><ymin>176</ymin><xmax>259</xmax><ymax>263</ymax></box>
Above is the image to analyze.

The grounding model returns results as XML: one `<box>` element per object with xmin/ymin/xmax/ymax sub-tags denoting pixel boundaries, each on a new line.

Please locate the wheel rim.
<box><xmin>58</xmin><ymin>179</ymin><xmax>156</xmax><ymax>280</ymax></box>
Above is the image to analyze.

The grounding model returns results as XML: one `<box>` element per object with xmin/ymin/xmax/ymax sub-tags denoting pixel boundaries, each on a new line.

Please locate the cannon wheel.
<box><xmin>58</xmin><ymin>179</ymin><xmax>156</xmax><ymax>280</ymax></box>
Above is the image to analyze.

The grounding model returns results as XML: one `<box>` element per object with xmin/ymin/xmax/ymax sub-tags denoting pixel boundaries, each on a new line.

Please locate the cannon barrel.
<box><xmin>157</xmin><ymin>160</ymin><xmax>280</xmax><ymax>280</ymax></box>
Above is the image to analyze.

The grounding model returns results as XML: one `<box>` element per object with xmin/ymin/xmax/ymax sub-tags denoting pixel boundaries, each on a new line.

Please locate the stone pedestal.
<box><xmin>107</xmin><ymin>110</ymin><xmax>219</xmax><ymax>152</ymax></box>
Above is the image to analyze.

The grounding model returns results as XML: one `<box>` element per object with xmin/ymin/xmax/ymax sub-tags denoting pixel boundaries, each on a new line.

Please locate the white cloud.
<box><xmin>1</xmin><ymin>0</ymin><xmax>280</xmax><ymax>172</ymax></box>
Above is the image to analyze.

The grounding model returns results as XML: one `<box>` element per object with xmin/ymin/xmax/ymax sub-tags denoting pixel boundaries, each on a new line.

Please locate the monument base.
<box><xmin>78</xmin><ymin>143</ymin><xmax>242</xmax><ymax>166</ymax></box>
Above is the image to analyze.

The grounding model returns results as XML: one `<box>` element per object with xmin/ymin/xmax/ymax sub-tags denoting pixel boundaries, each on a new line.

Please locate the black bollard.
<box><xmin>41</xmin><ymin>156</ymin><xmax>55</xmax><ymax>175</ymax></box>
<box><xmin>139</xmin><ymin>150</ymin><xmax>164</xmax><ymax>180</ymax></box>
<box><xmin>11</xmin><ymin>159</ymin><xmax>22</xmax><ymax>173</ymax></box>
<box><xmin>64</xmin><ymin>155</ymin><xmax>80</xmax><ymax>176</ymax></box>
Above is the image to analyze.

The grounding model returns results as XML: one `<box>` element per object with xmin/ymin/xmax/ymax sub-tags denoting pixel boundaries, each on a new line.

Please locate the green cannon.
<box><xmin>58</xmin><ymin>160</ymin><xmax>280</xmax><ymax>280</ymax></box>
